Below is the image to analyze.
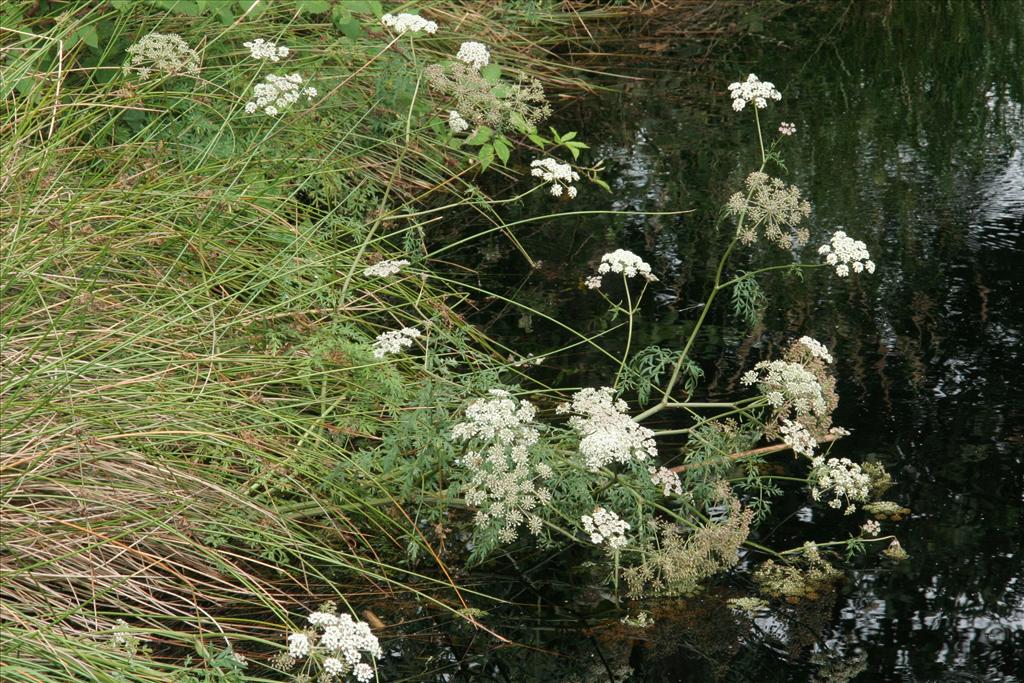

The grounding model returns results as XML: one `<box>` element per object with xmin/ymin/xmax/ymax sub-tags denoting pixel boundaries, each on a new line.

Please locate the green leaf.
<box><xmin>480</xmin><ymin>64</ymin><xmax>502</xmax><ymax>84</ymax></box>
<box><xmin>565</xmin><ymin>140</ymin><xmax>589</xmax><ymax>160</ymax></box>
<box><xmin>215</xmin><ymin>3</ymin><xmax>235</xmax><ymax>24</ymax></box>
<box><xmin>478</xmin><ymin>144</ymin><xmax>495</xmax><ymax>170</ymax></box>
<box><xmin>592</xmin><ymin>177</ymin><xmax>611</xmax><ymax>193</ymax></box>
<box><xmin>156</xmin><ymin>0</ymin><xmax>201</xmax><ymax>16</ymax></box>
<box><xmin>466</xmin><ymin>126</ymin><xmax>492</xmax><ymax>145</ymax></box>
<box><xmin>493</xmin><ymin>138</ymin><xmax>510</xmax><ymax>164</ymax></box>
<box><xmin>297</xmin><ymin>0</ymin><xmax>331</xmax><ymax>14</ymax></box>
<box><xmin>527</xmin><ymin>133</ymin><xmax>550</xmax><ymax>148</ymax></box>
<box><xmin>77</xmin><ymin>25</ymin><xmax>99</xmax><ymax>49</ymax></box>
<box><xmin>332</xmin><ymin>5</ymin><xmax>352</xmax><ymax>23</ymax></box>
<box><xmin>346</xmin><ymin>1</ymin><xmax>382</xmax><ymax>14</ymax></box>
<box><xmin>559</xmin><ymin>130</ymin><xmax>577</xmax><ymax>142</ymax></box>
<box><xmin>111</xmin><ymin>0</ymin><xmax>133</xmax><ymax>10</ymax></box>
<box><xmin>509</xmin><ymin>111</ymin><xmax>535</xmax><ymax>135</ymax></box>
<box><xmin>338</xmin><ymin>18</ymin><xmax>363</xmax><ymax>38</ymax></box>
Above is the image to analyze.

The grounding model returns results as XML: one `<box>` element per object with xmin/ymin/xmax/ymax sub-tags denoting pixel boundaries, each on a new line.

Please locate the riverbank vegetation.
<box><xmin>2</xmin><ymin>2</ymin><xmax>907</xmax><ymax>680</ymax></box>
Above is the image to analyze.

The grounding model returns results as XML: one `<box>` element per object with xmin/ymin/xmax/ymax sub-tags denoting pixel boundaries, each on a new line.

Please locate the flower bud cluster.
<box><xmin>727</xmin><ymin>171</ymin><xmax>811</xmax><ymax>248</ymax></box>
<box><xmin>818</xmin><ymin>230</ymin><xmax>875</xmax><ymax>277</ymax></box>
<box><xmin>581</xmin><ymin>507</ymin><xmax>630</xmax><ymax>549</ymax></box>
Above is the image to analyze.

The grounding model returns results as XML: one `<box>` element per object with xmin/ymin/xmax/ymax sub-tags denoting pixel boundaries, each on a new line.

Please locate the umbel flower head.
<box><xmin>426</xmin><ymin>60</ymin><xmax>550</xmax><ymax>133</ymax></box>
<box><xmin>282</xmin><ymin>604</ymin><xmax>382</xmax><ymax>682</ymax></box>
<box><xmin>244</xmin><ymin>73</ymin><xmax>317</xmax><ymax>116</ymax></box>
<box><xmin>809</xmin><ymin>456</ymin><xmax>871</xmax><ymax>514</ymax></box>
<box><xmin>125</xmin><ymin>32</ymin><xmax>200</xmax><ymax>80</ymax></box>
<box><xmin>371</xmin><ymin>327</ymin><xmax>421</xmax><ymax>358</ymax></box>
<box><xmin>381</xmin><ymin>12</ymin><xmax>438</xmax><ymax>34</ymax></box>
<box><xmin>243</xmin><ymin>38</ymin><xmax>289</xmax><ymax>61</ymax></box>
<box><xmin>452</xmin><ymin>390</ymin><xmax>552</xmax><ymax>542</ymax></box>
<box><xmin>455</xmin><ymin>41</ymin><xmax>490</xmax><ymax>69</ymax></box>
<box><xmin>726</xmin><ymin>171</ymin><xmax>812</xmax><ymax>248</ymax></box>
<box><xmin>818</xmin><ymin>230</ymin><xmax>875</xmax><ymax>277</ymax></box>
<box><xmin>581</xmin><ymin>507</ymin><xmax>630</xmax><ymax>549</ymax></box>
<box><xmin>557</xmin><ymin>387</ymin><xmax>658</xmax><ymax>471</ymax></box>
<box><xmin>728</xmin><ymin>73</ymin><xmax>781</xmax><ymax>111</ymax></box>
<box><xmin>363</xmin><ymin>258</ymin><xmax>409</xmax><ymax>278</ymax></box>
<box><xmin>448</xmin><ymin>110</ymin><xmax>470</xmax><ymax>133</ymax></box>
<box><xmin>530</xmin><ymin>157</ymin><xmax>579</xmax><ymax>198</ymax></box>
<box><xmin>587</xmin><ymin>249</ymin><xmax>658</xmax><ymax>289</ymax></box>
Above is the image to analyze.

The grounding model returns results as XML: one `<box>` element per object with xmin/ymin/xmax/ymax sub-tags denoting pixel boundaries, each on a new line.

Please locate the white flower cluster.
<box><xmin>861</xmin><ymin>519</ymin><xmax>881</xmax><ymax>536</ymax></box>
<box><xmin>587</xmin><ymin>249</ymin><xmax>657</xmax><ymax>289</ymax></box>
<box><xmin>727</xmin><ymin>73</ymin><xmax>781</xmax><ymax>111</ymax></box>
<box><xmin>649</xmin><ymin>465</ymin><xmax>683</xmax><ymax>496</ymax></box>
<box><xmin>244</xmin><ymin>38</ymin><xmax>289</xmax><ymax>61</ymax></box>
<box><xmin>363</xmin><ymin>258</ymin><xmax>409</xmax><ymax>277</ymax></box>
<box><xmin>818</xmin><ymin>230</ymin><xmax>875</xmax><ymax>277</ymax></box>
<box><xmin>244</xmin><ymin>73</ymin><xmax>317</xmax><ymax>116</ymax></box>
<box><xmin>530</xmin><ymin>157</ymin><xmax>579</xmax><ymax>198</ymax></box>
<box><xmin>448</xmin><ymin>110</ymin><xmax>469</xmax><ymax>133</ymax></box>
<box><xmin>798</xmin><ymin>336</ymin><xmax>834</xmax><ymax>364</ymax></box>
<box><xmin>779</xmin><ymin>418</ymin><xmax>817</xmax><ymax>458</ymax></box>
<box><xmin>371</xmin><ymin>327</ymin><xmax>421</xmax><ymax>358</ymax></box>
<box><xmin>726</xmin><ymin>171</ymin><xmax>812</xmax><ymax>248</ymax></box>
<box><xmin>779</xmin><ymin>121</ymin><xmax>797</xmax><ymax>136</ymax></box>
<box><xmin>455</xmin><ymin>41</ymin><xmax>490</xmax><ymax>69</ymax></box>
<box><xmin>381</xmin><ymin>12</ymin><xmax>438</xmax><ymax>34</ymax></box>
<box><xmin>287</xmin><ymin>608</ymin><xmax>382</xmax><ymax>682</ymax></box>
<box><xmin>452</xmin><ymin>390</ymin><xmax>551</xmax><ymax>542</ymax></box>
<box><xmin>581</xmin><ymin>507</ymin><xmax>630</xmax><ymax>549</ymax></box>
<box><xmin>557</xmin><ymin>387</ymin><xmax>658</xmax><ymax>471</ymax></box>
<box><xmin>809</xmin><ymin>456</ymin><xmax>870</xmax><ymax>514</ymax></box>
<box><xmin>453</xmin><ymin>389</ymin><xmax>537</xmax><ymax>445</ymax></box>
<box><xmin>741</xmin><ymin>360</ymin><xmax>827</xmax><ymax>417</ymax></box>
<box><xmin>125</xmin><ymin>32</ymin><xmax>200</xmax><ymax>80</ymax></box>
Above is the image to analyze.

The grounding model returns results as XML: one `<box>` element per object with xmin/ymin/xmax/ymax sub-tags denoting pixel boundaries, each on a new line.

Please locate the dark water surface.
<box><xmin>458</xmin><ymin>2</ymin><xmax>1023</xmax><ymax>681</ymax></box>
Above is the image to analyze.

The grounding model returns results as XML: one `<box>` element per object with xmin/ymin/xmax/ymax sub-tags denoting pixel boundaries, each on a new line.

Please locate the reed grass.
<box><xmin>0</xmin><ymin>2</ymin><xmax>644</xmax><ymax>678</ymax></box>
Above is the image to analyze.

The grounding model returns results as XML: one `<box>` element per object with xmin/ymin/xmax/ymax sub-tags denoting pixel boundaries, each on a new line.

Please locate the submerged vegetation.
<box><xmin>0</xmin><ymin>1</ymin><xmax>920</xmax><ymax>680</ymax></box>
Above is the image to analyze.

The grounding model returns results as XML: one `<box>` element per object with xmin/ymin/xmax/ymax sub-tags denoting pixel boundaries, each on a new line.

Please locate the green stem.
<box><xmin>613</xmin><ymin>273</ymin><xmax>634</xmax><ymax>388</ymax></box>
<box><xmin>754</xmin><ymin>107</ymin><xmax>766</xmax><ymax>165</ymax></box>
<box><xmin>779</xmin><ymin>535</ymin><xmax>897</xmax><ymax>556</ymax></box>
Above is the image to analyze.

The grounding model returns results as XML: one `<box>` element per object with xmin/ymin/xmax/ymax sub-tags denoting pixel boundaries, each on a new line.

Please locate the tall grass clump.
<box><xmin>2</xmin><ymin>1</ymin><xmax>904</xmax><ymax>679</ymax></box>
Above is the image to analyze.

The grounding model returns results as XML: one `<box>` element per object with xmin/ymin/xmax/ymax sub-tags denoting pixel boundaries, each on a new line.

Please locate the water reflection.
<box><xmin>455</xmin><ymin>1</ymin><xmax>1023</xmax><ymax>680</ymax></box>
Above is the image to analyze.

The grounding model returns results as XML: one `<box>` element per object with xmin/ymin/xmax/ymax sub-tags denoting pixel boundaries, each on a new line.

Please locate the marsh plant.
<box><xmin>1</xmin><ymin>0</ymin><xmax>906</xmax><ymax>678</ymax></box>
<box><xmin>434</xmin><ymin>72</ymin><xmax>908</xmax><ymax>601</ymax></box>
